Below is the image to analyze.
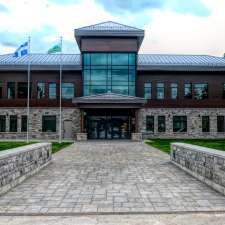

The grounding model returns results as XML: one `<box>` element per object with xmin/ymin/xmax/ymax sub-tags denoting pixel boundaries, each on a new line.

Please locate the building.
<box><xmin>0</xmin><ymin>21</ymin><xmax>225</xmax><ymax>140</ymax></box>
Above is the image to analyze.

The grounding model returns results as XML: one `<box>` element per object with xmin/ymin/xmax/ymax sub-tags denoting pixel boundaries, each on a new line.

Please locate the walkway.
<box><xmin>0</xmin><ymin>141</ymin><xmax>225</xmax><ymax>214</ymax></box>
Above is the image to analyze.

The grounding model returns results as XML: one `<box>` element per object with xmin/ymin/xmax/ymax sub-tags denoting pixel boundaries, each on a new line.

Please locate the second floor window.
<box><xmin>0</xmin><ymin>82</ymin><xmax>3</xmax><ymax>99</ymax></box>
<box><xmin>157</xmin><ymin>82</ymin><xmax>164</xmax><ymax>99</ymax></box>
<box><xmin>37</xmin><ymin>82</ymin><xmax>45</xmax><ymax>99</ymax></box>
<box><xmin>184</xmin><ymin>83</ymin><xmax>192</xmax><ymax>99</ymax></box>
<box><xmin>223</xmin><ymin>83</ymin><xmax>225</xmax><ymax>99</ymax></box>
<box><xmin>62</xmin><ymin>83</ymin><xmax>75</xmax><ymax>99</ymax></box>
<box><xmin>193</xmin><ymin>83</ymin><xmax>208</xmax><ymax>100</ymax></box>
<box><xmin>7</xmin><ymin>82</ymin><xmax>15</xmax><ymax>99</ymax></box>
<box><xmin>49</xmin><ymin>83</ymin><xmax>57</xmax><ymax>99</ymax></box>
<box><xmin>18</xmin><ymin>82</ymin><xmax>30</xmax><ymax>99</ymax></box>
<box><xmin>171</xmin><ymin>83</ymin><xmax>178</xmax><ymax>99</ymax></box>
<box><xmin>144</xmin><ymin>82</ymin><xmax>152</xmax><ymax>99</ymax></box>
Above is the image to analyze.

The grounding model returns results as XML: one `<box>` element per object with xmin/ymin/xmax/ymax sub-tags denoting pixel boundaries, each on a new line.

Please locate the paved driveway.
<box><xmin>0</xmin><ymin>141</ymin><xmax>225</xmax><ymax>214</ymax></box>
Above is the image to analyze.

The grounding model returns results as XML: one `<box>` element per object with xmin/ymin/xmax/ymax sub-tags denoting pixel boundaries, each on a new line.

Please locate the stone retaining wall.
<box><xmin>171</xmin><ymin>142</ymin><xmax>225</xmax><ymax>195</ymax></box>
<box><xmin>0</xmin><ymin>143</ymin><xmax>52</xmax><ymax>195</ymax></box>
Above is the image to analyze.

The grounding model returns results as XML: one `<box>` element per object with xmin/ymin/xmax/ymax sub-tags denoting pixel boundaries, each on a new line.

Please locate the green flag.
<box><xmin>47</xmin><ymin>44</ymin><xmax>61</xmax><ymax>54</ymax></box>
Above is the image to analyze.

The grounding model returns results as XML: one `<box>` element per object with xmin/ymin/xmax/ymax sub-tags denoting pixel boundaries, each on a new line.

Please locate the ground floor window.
<box><xmin>0</xmin><ymin>115</ymin><xmax>6</xmax><ymax>132</ymax></box>
<box><xmin>217</xmin><ymin>116</ymin><xmax>225</xmax><ymax>132</ymax></box>
<box><xmin>173</xmin><ymin>116</ymin><xmax>187</xmax><ymax>132</ymax></box>
<box><xmin>202</xmin><ymin>116</ymin><xmax>210</xmax><ymax>132</ymax></box>
<box><xmin>21</xmin><ymin>115</ymin><xmax>27</xmax><ymax>132</ymax></box>
<box><xmin>10</xmin><ymin>115</ymin><xmax>17</xmax><ymax>132</ymax></box>
<box><xmin>158</xmin><ymin>116</ymin><xmax>166</xmax><ymax>132</ymax></box>
<box><xmin>146</xmin><ymin>116</ymin><xmax>154</xmax><ymax>132</ymax></box>
<box><xmin>42</xmin><ymin>116</ymin><xmax>56</xmax><ymax>132</ymax></box>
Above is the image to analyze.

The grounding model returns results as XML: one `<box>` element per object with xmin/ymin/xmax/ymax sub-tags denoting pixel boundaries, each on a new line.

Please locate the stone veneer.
<box><xmin>171</xmin><ymin>142</ymin><xmax>225</xmax><ymax>195</ymax></box>
<box><xmin>0</xmin><ymin>108</ymin><xmax>81</xmax><ymax>140</ymax></box>
<box><xmin>138</xmin><ymin>108</ymin><xmax>225</xmax><ymax>139</ymax></box>
<box><xmin>0</xmin><ymin>143</ymin><xmax>51</xmax><ymax>195</ymax></box>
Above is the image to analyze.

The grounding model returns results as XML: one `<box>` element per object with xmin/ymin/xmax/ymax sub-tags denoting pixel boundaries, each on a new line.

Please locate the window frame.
<box><xmin>156</xmin><ymin>82</ymin><xmax>165</xmax><ymax>100</ymax></box>
<box><xmin>21</xmin><ymin>115</ymin><xmax>27</xmax><ymax>132</ymax></box>
<box><xmin>146</xmin><ymin>115</ymin><xmax>154</xmax><ymax>132</ymax></box>
<box><xmin>0</xmin><ymin>115</ymin><xmax>6</xmax><ymax>132</ymax></box>
<box><xmin>217</xmin><ymin>116</ymin><xmax>225</xmax><ymax>132</ymax></box>
<box><xmin>158</xmin><ymin>116</ymin><xmax>166</xmax><ymax>132</ymax></box>
<box><xmin>173</xmin><ymin>116</ymin><xmax>187</xmax><ymax>133</ymax></box>
<box><xmin>144</xmin><ymin>82</ymin><xmax>152</xmax><ymax>100</ymax></box>
<box><xmin>9</xmin><ymin>115</ymin><xmax>17</xmax><ymax>132</ymax></box>
<box><xmin>202</xmin><ymin>116</ymin><xmax>210</xmax><ymax>133</ymax></box>
<box><xmin>171</xmin><ymin>83</ymin><xmax>178</xmax><ymax>100</ymax></box>
<box><xmin>42</xmin><ymin>115</ymin><xmax>56</xmax><ymax>132</ymax></box>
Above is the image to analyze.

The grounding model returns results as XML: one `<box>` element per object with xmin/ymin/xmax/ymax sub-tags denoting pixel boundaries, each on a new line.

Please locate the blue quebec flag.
<box><xmin>14</xmin><ymin>41</ymin><xmax>28</xmax><ymax>57</ymax></box>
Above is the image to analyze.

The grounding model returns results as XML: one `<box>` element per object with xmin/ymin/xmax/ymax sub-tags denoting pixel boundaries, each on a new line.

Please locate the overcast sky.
<box><xmin>0</xmin><ymin>0</ymin><xmax>224</xmax><ymax>56</ymax></box>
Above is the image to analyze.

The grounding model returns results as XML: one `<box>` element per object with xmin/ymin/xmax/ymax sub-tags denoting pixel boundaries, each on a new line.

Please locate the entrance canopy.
<box><xmin>73</xmin><ymin>93</ymin><xmax>145</xmax><ymax>108</ymax></box>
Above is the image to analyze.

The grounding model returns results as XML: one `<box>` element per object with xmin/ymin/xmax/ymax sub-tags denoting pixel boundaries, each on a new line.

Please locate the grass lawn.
<box><xmin>145</xmin><ymin>139</ymin><xmax>225</xmax><ymax>154</ymax></box>
<box><xmin>0</xmin><ymin>141</ymin><xmax>73</xmax><ymax>154</ymax></box>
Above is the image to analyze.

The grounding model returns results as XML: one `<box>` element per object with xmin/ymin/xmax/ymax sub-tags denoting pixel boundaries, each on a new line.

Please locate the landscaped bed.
<box><xmin>0</xmin><ymin>142</ymin><xmax>73</xmax><ymax>154</ymax></box>
<box><xmin>145</xmin><ymin>139</ymin><xmax>225</xmax><ymax>154</ymax></box>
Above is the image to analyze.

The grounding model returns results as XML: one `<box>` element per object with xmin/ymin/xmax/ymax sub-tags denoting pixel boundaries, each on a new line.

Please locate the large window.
<box><xmin>10</xmin><ymin>115</ymin><xmax>17</xmax><ymax>132</ymax></box>
<box><xmin>0</xmin><ymin>115</ymin><xmax>6</xmax><ymax>132</ymax></box>
<box><xmin>222</xmin><ymin>83</ymin><xmax>225</xmax><ymax>99</ymax></box>
<box><xmin>42</xmin><ymin>116</ymin><xmax>56</xmax><ymax>132</ymax></box>
<box><xmin>217</xmin><ymin>116</ymin><xmax>225</xmax><ymax>132</ymax></box>
<box><xmin>184</xmin><ymin>83</ymin><xmax>192</xmax><ymax>99</ymax></box>
<box><xmin>144</xmin><ymin>82</ymin><xmax>152</xmax><ymax>99</ymax></box>
<box><xmin>202</xmin><ymin>116</ymin><xmax>210</xmax><ymax>132</ymax></box>
<box><xmin>171</xmin><ymin>83</ymin><xmax>178</xmax><ymax>99</ymax></box>
<box><xmin>7</xmin><ymin>82</ymin><xmax>15</xmax><ymax>99</ymax></box>
<box><xmin>83</xmin><ymin>53</ymin><xmax>136</xmax><ymax>96</ymax></box>
<box><xmin>173</xmin><ymin>116</ymin><xmax>187</xmax><ymax>132</ymax></box>
<box><xmin>49</xmin><ymin>83</ymin><xmax>57</xmax><ymax>99</ymax></box>
<box><xmin>0</xmin><ymin>82</ymin><xmax>3</xmax><ymax>99</ymax></box>
<box><xmin>37</xmin><ymin>82</ymin><xmax>45</xmax><ymax>99</ymax></box>
<box><xmin>21</xmin><ymin>115</ymin><xmax>27</xmax><ymax>132</ymax></box>
<box><xmin>62</xmin><ymin>83</ymin><xmax>75</xmax><ymax>99</ymax></box>
<box><xmin>158</xmin><ymin>116</ymin><xmax>166</xmax><ymax>132</ymax></box>
<box><xmin>146</xmin><ymin>116</ymin><xmax>154</xmax><ymax>132</ymax></box>
<box><xmin>193</xmin><ymin>83</ymin><xmax>208</xmax><ymax>100</ymax></box>
<box><xmin>157</xmin><ymin>82</ymin><xmax>164</xmax><ymax>99</ymax></box>
<box><xmin>17</xmin><ymin>82</ymin><xmax>32</xmax><ymax>99</ymax></box>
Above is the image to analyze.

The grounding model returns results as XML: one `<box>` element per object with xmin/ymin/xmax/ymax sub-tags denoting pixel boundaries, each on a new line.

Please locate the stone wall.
<box><xmin>0</xmin><ymin>143</ymin><xmax>52</xmax><ymax>195</ymax></box>
<box><xmin>171</xmin><ymin>142</ymin><xmax>225</xmax><ymax>195</ymax></box>
<box><xmin>0</xmin><ymin>108</ymin><xmax>81</xmax><ymax>140</ymax></box>
<box><xmin>138</xmin><ymin>108</ymin><xmax>225</xmax><ymax>139</ymax></box>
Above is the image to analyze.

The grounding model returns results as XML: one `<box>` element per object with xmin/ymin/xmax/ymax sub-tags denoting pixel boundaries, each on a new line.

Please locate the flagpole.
<box><xmin>59</xmin><ymin>36</ymin><xmax>62</xmax><ymax>143</ymax></box>
<box><xmin>26</xmin><ymin>36</ymin><xmax>31</xmax><ymax>143</ymax></box>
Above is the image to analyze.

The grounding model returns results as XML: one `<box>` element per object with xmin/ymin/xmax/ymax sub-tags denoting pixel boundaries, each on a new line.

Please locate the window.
<box><xmin>49</xmin><ymin>83</ymin><xmax>57</xmax><ymax>99</ymax></box>
<box><xmin>171</xmin><ymin>83</ymin><xmax>178</xmax><ymax>99</ymax></box>
<box><xmin>217</xmin><ymin>116</ymin><xmax>225</xmax><ymax>132</ymax></box>
<box><xmin>184</xmin><ymin>83</ymin><xmax>192</xmax><ymax>99</ymax></box>
<box><xmin>83</xmin><ymin>53</ymin><xmax>136</xmax><ymax>96</ymax></box>
<box><xmin>0</xmin><ymin>115</ymin><xmax>6</xmax><ymax>132</ymax></box>
<box><xmin>42</xmin><ymin>116</ymin><xmax>56</xmax><ymax>132</ymax></box>
<box><xmin>7</xmin><ymin>82</ymin><xmax>15</xmax><ymax>99</ymax></box>
<box><xmin>157</xmin><ymin>82</ymin><xmax>164</xmax><ymax>99</ymax></box>
<box><xmin>158</xmin><ymin>116</ymin><xmax>166</xmax><ymax>132</ymax></box>
<box><xmin>37</xmin><ymin>82</ymin><xmax>45</xmax><ymax>99</ymax></box>
<box><xmin>173</xmin><ymin>116</ymin><xmax>187</xmax><ymax>132</ymax></box>
<box><xmin>144</xmin><ymin>83</ymin><xmax>151</xmax><ymax>99</ymax></box>
<box><xmin>193</xmin><ymin>83</ymin><xmax>208</xmax><ymax>100</ymax></box>
<box><xmin>62</xmin><ymin>83</ymin><xmax>75</xmax><ymax>99</ymax></box>
<box><xmin>10</xmin><ymin>115</ymin><xmax>17</xmax><ymax>132</ymax></box>
<box><xmin>18</xmin><ymin>82</ymin><xmax>28</xmax><ymax>98</ymax></box>
<box><xmin>21</xmin><ymin>115</ymin><xmax>27</xmax><ymax>132</ymax></box>
<box><xmin>146</xmin><ymin>116</ymin><xmax>154</xmax><ymax>132</ymax></box>
<box><xmin>0</xmin><ymin>82</ymin><xmax>3</xmax><ymax>99</ymax></box>
<box><xmin>202</xmin><ymin>116</ymin><xmax>210</xmax><ymax>132</ymax></box>
<box><xmin>223</xmin><ymin>83</ymin><xmax>225</xmax><ymax>99</ymax></box>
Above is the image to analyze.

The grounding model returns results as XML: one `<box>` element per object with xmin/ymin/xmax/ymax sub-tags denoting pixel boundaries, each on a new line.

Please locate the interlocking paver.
<box><xmin>0</xmin><ymin>141</ymin><xmax>225</xmax><ymax>214</ymax></box>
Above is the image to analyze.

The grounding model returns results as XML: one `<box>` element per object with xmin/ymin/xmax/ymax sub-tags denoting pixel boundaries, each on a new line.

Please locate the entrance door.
<box><xmin>63</xmin><ymin>120</ymin><xmax>73</xmax><ymax>139</ymax></box>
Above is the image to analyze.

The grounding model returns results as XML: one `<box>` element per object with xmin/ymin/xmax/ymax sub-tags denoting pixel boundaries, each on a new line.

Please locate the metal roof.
<box><xmin>76</xmin><ymin>21</ymin><xmax>143</xmax><ymax>32</ymax></box>
<box><xmin>138</xmin><ymin>54</ymin><xmax>225</xmax><ymax>71</ymax></box>
<box><xmin>0</xmin><ymin>53</ymin><xmax>225</xmax><ymax>71</ymax></box>
<box><xmin>74</xmin><ymin>21</ymin><xmax>145</xmax><ymax>51</ymax></box>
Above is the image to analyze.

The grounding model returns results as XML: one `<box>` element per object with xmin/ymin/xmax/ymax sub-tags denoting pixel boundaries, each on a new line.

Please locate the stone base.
<box><xmin>76</xmin><ymin>133</ymin><xmax>87</xmax><ymax>141</ymax></box>
<box><xmin>131</xmin><ymin>133</ymin><xmax>142</xmax><ymax>141</ymax></box>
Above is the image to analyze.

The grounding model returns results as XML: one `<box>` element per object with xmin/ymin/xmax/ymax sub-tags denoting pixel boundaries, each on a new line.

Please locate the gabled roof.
<box><xmin>76</xmin><ymin>21</ymin><xmax>143</xmax><ymax>32</ymax></box>
<box><xmin>75</xmin><ymin>21</ymin><xmax>145</xmax><ymax>51</ymax></box>
<box><xmin>73</xmin><ymin>92</ymin><xmax>145</xmax><ymax>107</ymax></box>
